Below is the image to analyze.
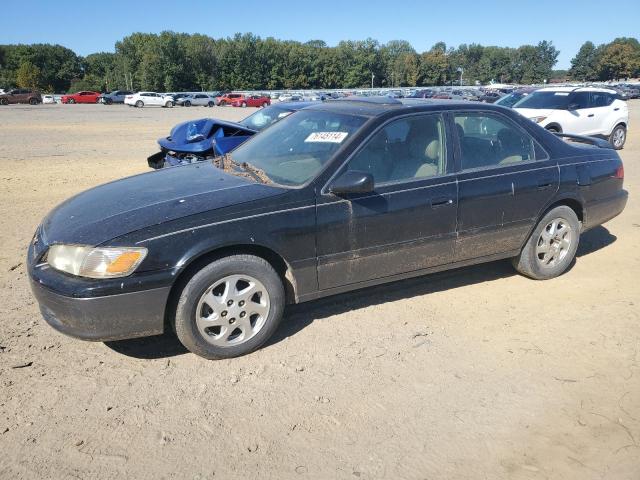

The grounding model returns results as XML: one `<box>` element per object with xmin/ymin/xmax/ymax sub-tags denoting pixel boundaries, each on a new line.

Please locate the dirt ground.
<box><xmin>0</xmin><ymin>101</ymin><xmax>638</xmax><ymax>480</ymax></box>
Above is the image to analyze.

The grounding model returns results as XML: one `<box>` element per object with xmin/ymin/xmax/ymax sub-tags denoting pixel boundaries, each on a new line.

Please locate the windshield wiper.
<box><xmin>214</xmin><ymin>154</ymin><xmax>272</xmax><ymax>184</ymax></box>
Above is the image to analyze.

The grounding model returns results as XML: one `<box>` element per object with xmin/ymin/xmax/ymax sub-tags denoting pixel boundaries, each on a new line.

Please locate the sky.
<box><xmin>4</xmin><ymin>0</ymin><xmax>639</xmax><ymax>69</ymax></box>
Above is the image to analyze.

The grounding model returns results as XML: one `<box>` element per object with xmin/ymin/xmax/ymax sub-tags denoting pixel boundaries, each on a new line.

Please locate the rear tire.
<box><xmin>609</xmin><ymin>124</ymin><xmax>626</xmax><ymax>150</ymax></box>
<box><xmin>219</xmin><ymin>101</ymin><xmax>226</xmax><ymax>106</ymax></box>
<box><xmin>0</xmin><ymin>98</ymin><xmax>7</xmax><ymax>105</ymax></box>
<box><xmin>165</xmin><ymin>101</ymin><xmax>174</xmax><ymax>108</ymax></box>
<box><xmin>262</xmin><ymin>102</ymin><xmax>268</xmax><ymax>108</ymax></box>
<box><xmin>512</xmin><ymin>206</ymin><xmax>580</xmax><ymax>280</ymax></box>
<box><xmin>174</xmin><ymin>255</ymin><xmax>285</xmax><ymax>359</ymax></box>
<box><xmin>68</xmin><ymin>98</ymin><xmax>75</xmax><ymax>104</ymax></box>
<box><xmin>184</xmin><ymin>100</ymin><xmax>191</xmax><ymax>107</ymax></box>
<box><xmin>208</xmin><ymin>101</ymin><xmax>214</xmax><ymax>107</ymax></box>
<box><xmin>29</xmin><ymin>98</ymin><xmax>38</xmax><ymax>105</ymax></box>
<box><xmin>105</xmin><ymin>98</ymin><xmax>113</xmax><ymax>105</ymax></box>
<box><xmin>135</xmin><ymin>100</ymin><xmax>143</xmax><ymax>108</ymax></box>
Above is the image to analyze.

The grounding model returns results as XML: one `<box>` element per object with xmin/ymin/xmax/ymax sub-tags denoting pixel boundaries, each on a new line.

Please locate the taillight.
<box><xmin>614</xmin><ymin>165</ymin><xmax>624</xmax><ymax>179</ymax></box>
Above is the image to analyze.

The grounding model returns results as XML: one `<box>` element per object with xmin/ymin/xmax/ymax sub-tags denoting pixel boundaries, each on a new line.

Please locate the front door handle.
<box><xmin>431</xmin><ymin>197</ymin><xmax>454</xmax><ymax>208</ymax></box>
<box><xmin>587</xmin><ymin>113</ymin><xmax>595</xmax><ymax>117</ymax></box>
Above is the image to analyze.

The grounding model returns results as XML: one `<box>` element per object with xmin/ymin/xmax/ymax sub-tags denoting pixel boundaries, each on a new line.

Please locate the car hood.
<box><xmin>41</xmin><ymin>162</ymin><xmax>284</xmax><ymax>246</ymax></box>
<box><xmin>513</xmin><ymin>108</ymin><xmax>555</xmax><ymax>119</ymax></box>
<box><xmin>158</xmin><ymin>118</ymin><xmax>256</xmax><ymax>154</ymax></box>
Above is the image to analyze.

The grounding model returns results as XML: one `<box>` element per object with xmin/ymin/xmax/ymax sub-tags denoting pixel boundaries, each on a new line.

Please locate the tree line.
<box><xmin>0</xmin><ymin>33</ymin><xmax>638</xmax><ymax>93</ymax></box>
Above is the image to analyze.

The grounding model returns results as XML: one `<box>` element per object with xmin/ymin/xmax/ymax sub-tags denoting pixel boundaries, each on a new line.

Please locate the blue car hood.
<box><xmin>157</xmin><ymin>118</ymin><xmax>257</xmax><ymax>154</ymax></box>
<box><xmin>42</xmin><ymin>162</ymin><xmax>284</xmax><ymax>246</ymax></box>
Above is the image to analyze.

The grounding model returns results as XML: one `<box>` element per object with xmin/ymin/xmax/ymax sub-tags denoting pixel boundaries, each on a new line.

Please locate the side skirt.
<box><xmin>297</xmin><ymin>249</ymin><xmax>521</xmax><ymax>303</ymax></box>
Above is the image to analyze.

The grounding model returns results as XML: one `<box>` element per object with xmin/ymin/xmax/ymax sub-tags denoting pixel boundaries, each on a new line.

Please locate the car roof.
<box><xmin>535</xmin><ymin>86</ymin><xmax>618</xmax><ymax>94</ymax></box>
<box><xmin>304</xmin><ymin>96</ymin><xmax>512</xmax><ymax>117</ymax></box>
<box><xmin>276</xmin><ymin>101</ymin><xmax>320</xmax><ymax>110</ymax></box>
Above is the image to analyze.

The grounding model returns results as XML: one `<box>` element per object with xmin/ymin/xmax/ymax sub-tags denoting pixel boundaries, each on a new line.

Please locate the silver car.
<box><xmin>176</xmin><ymin>94</ymin><xmax>215</xmax><ymax>107</ymax></box>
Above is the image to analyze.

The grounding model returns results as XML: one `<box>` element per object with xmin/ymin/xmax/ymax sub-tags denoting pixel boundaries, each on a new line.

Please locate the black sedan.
<box><xmin>28</xmin><ymin>97</ymin><xmax>628</xmax><ymax>359</ymax></box>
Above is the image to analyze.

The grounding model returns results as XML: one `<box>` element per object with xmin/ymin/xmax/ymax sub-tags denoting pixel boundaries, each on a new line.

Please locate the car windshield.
<box><xmin>239</xmin><ymin>105</ymin><xmax>296</xmax><ymax>131</ymax></box>
<box><xmin>495</xmin><ymin>92</ymin><xmax>525</xmax><ymax>108</ymax></box>
<box><xmin>230</xmin><ymin>110</ymin><xmax>367</xmax><ymax>187</ymax></box>
<box><xmin>513</xmin><ymin>91</ymin><xmax>570</xmax><ymax>109</ymax></box>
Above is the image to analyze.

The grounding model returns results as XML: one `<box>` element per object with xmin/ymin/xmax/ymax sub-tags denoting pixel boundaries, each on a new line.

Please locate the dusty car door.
<box><xmin>13</xmin><ymin>89</ymin><xmax>27</xmax><ymax>104</ymax></box>
<box><xmin>316</xmin><ymin>113</ymin><xmax>457</xmax><ymax>290</ymax></box>
<box><xmin>453</xmin><ymin>112</ymin><xmax>559</xmax><ymax>261</ymax></box>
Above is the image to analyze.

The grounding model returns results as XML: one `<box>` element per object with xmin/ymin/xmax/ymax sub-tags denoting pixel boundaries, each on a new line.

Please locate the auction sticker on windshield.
<box><xmin>305</xmin><ymin>132</ymin><xmax>349</xmax><ymax>143</ymax></box>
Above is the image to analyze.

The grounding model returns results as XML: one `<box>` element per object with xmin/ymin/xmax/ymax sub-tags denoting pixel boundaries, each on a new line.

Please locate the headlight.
<box><xmin>531</xmin><ymin>116</ymin><xmax>547</xmax><ymax>123</ymax></box>
<box><xmin>47</xmin><ymin>245</ymin><xmax>147</xmax><ymax>279</ymax></box>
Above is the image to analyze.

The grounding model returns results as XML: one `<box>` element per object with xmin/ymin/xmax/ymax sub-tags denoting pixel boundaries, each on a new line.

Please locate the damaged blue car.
<box><xmin>148</xmin><ymin>102</ymin><xmax>318</xmax><ymax>168</ymax></box>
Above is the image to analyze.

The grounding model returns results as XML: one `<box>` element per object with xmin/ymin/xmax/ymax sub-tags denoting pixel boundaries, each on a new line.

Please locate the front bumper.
<box><xmin>30</xmin><ymin>277</ymin><xmax>170</xmax><ymax>341</ymax></box>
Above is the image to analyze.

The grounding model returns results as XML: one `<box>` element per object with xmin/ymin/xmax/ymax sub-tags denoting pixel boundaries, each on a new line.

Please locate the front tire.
<box><xmin>512</xmin><ymin>206</ymin><xmax>580</xmax><ymax>280</ymax></box>
<box><xmin>609</xmin><ymin>124</ymin><xmax>626</xmax><ymax>150</ymax></box>
<box><xmin>165</xmin><ymin>101</ymin><xmax>174</xmax><ymax>108</ymax></box>
<box><xmin>68</xmin><ymin>98</ymin><xmax>75</xmax><ymax>104</ymax></box>
<box><xmin>135</xmin><ymin>100</ymin><xmax>143</xmax><ymax>108</ymax></box>
<box><xmin>174</xmin><ymin>255</ymin><xmax>285</xmax><ymax>359</ymax></box>
<box><xmin>29</xmin><ymin>98</ymin><xmax>38</xmax><ymax>105</ymax></box>
<box><xmin>208</xmin><ymin>101</ymin><xmax>214</xmax><ymax>107</ymax></box>
<box><xmin>184</xmin><ymin>100</ymin><xmax>191</xmax><ymax>107</ymax></box>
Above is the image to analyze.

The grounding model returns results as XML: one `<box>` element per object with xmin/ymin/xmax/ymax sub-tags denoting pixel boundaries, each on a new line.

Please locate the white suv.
<box><xmin>124</xmin><ymin>92</ymin><xmax>174</xmax><ymax>108</ymax></box>
<box><xmin>514</xmin><ymin>87</ymin><xmax>629</xmax><ymax>149</ymax></box>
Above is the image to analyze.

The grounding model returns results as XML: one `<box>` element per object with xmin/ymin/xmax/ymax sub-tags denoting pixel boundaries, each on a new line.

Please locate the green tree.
<box><xmin>16</xmin><ymin>61</ymin><xmax>42</xmax><ymax>89</ymax></box>
<box><xmin>597</xmin><ymin>39</ymin><xmax>640</xmax><ymax>80</ymax></box>
<box><xmin>569</xmin><ymin>41</ymin><xmax>599</xmax><ymax>80</ymax></box>
<box><xmin>418</xmin><ymin>45</ymin><xmax>449</xmax><ymax>86</ymax></box>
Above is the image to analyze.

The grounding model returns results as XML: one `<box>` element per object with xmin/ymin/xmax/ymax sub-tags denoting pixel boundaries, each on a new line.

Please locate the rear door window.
<box><xmin>454</xmin><ymin>113</ymin><xmax>536</xmax><ymax>170</ymax></box>
<box><xmin>590</xmin><ymin>92</ymin><xmax>613</xmax><ymax>107</ymax></box>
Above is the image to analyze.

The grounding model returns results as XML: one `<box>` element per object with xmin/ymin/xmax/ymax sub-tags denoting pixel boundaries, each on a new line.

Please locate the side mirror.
<box><xmin>567</xmin><ymin>103</ymin><xmax>580</xmax><ymax>111</ymax></box>
<box><xmin>329</xmin><ymin>170</ymin><xmax>374</xmax><ymax>195</ymax></box>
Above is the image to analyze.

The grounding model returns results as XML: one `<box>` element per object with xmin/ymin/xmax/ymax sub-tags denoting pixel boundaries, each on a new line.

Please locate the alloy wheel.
<box><xmin>535</xmin><ymin>217</ymin><xmax>573</xmax><ymax>268</ymax></box>
<box><xmin>612</xmin><ymin>127</ymin><xmax>625</xmax><ymax>148</ymax></box>
<box><xmin>195</xmin><ymin>274</ymin><xmax>270</xmax><ymax>347</ymax></box>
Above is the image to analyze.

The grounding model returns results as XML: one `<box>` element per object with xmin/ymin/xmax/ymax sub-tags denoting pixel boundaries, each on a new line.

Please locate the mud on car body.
<box><xmin>30</xmin><ymin>97</ymin><xmax>628</xmax><ymax>359</ymax></box>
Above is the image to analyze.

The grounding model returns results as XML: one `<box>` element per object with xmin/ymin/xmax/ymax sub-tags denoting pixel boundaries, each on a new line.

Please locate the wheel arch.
<box><xmin>518</xmin><ymin>195</ymin><xmax>585</xmax><ymax>253</ymax></box>
<box><xmin>163</xmin><ymin>243</ymin><xmax>298</xmax><ymax>332</ymax></box>
<box><xmin>543</xmin><ymin>196</ymin><xmax>584</xmax><ymax>223</ymax></box>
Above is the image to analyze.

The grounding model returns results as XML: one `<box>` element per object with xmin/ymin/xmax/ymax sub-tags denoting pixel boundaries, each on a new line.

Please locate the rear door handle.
<box><xmin>431</xmin><ymin>197</ymin><xmax>454</xmax><ymax>208</ymax></box>
<box><xmin>587</xmin><ymin>114</ymin><xmax>595</xmax><ymax>117</ymax></box>
<box><xmin>614</xmin><ymin>107</ymin><xmax>620</xmax><ymax>111</ymax></box>
<box><xmin>537</xmin><ymin>179</ymin><xmax>554</xmax><ymax>190</ymax></box>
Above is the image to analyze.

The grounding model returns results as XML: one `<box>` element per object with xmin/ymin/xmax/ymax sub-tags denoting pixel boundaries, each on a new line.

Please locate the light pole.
<box><xmin>457</xmin><ymin>67</ymin><xmax>464</xmax><ymax>86</ymax></box>
<box><xmin>371</xmin><ymin>73</ymin><xmax>375</xmax><ymax>89</ymax></box>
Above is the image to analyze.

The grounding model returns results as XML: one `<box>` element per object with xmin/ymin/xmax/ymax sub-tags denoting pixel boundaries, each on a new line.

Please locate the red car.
<box><xmin>216</xmin><ymin>93</ymin><xmax>244</xmax><ymax>106</ymax></box>
<box><xmin>61</xmin><ymin>91</ymin><xmax>101</xmax><ymax>104</ymax></box>
<box><xmin>231</xmin><ymin>95</ymin><xmax>271</xmax><ymax>108</ymax></box>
